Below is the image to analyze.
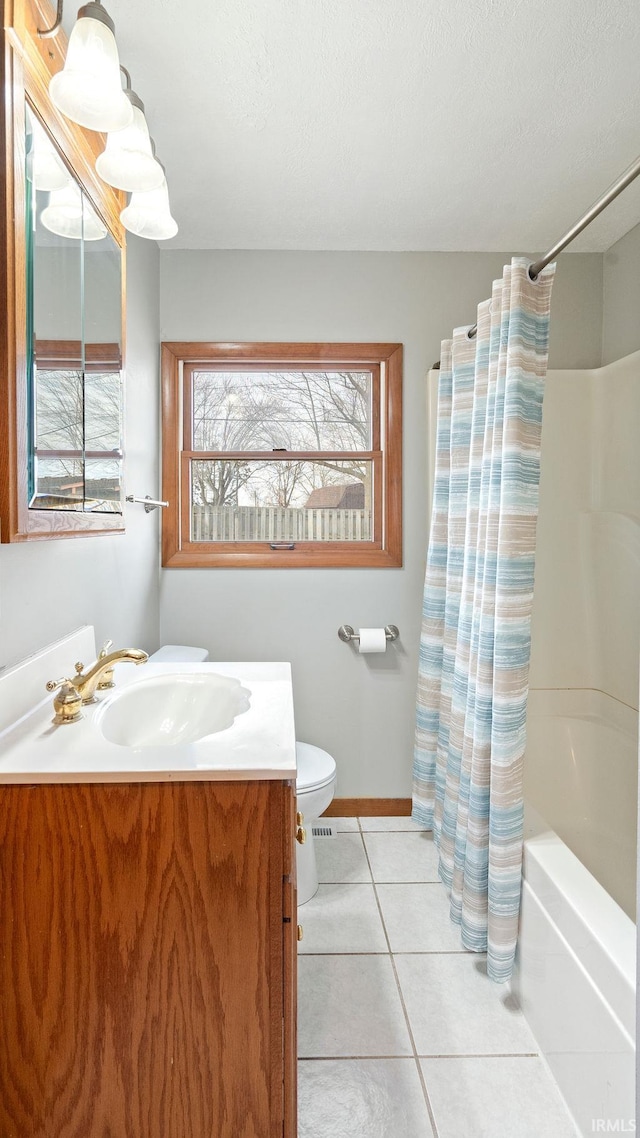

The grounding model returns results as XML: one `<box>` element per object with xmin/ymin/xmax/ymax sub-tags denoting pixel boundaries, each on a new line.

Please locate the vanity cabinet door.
<box><xmin>0</xmin><ymin>779</ymin><xmax>297</xmax><ymax>1138</ymax></box>
<box><xmin>282</xmin><ymin>785</ymin><xmax>298</xmax><ymax>1138</ymax></box>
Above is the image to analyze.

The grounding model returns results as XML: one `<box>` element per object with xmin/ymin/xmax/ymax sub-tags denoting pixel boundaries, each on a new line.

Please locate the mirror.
<box><xmin>25</xmin><ymin>103</ymin><xmax>123</xmax><ymax>515</ymax></box>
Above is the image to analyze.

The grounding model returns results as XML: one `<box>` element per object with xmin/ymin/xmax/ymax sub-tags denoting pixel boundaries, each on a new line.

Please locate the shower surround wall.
<box><xmin>159</xmin><ymin>249</ymin><xmax>602</xmax><ymax>799</ymax></box>
<box><xmin>530</xmin><ymin>356</ymin><xmax>640</xmax><ymax>707</ymax></box>
<box><xmin>516</xmin><ymin>353</ymin><xmax>640</xmax><ymax>1132</ymax></box>
<box><xmin>601</xmin><ymin>218</ymin><xmax>640</xmax><ymax>1135</ymax></box>
<box><xmin>527</xmin><ymin>353</ymin><xmax>640</xmax><ymax>910</ymax></box>
<box><xmin>525</xmin><ymin>353</ymin><xmax>640</xmax><ymax>920</ymax></box>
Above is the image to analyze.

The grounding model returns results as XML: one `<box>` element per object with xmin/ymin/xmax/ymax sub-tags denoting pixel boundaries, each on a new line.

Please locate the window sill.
<box><xmin>162</xmin><ymin>546</ymin><xmax>402</xmax><ymax>569</ymax></box>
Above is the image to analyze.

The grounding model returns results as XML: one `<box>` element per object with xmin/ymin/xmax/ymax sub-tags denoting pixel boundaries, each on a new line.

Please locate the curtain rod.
<box><xmin>432</xmin><ymin>149</ymin><xmax>640</xmax><ymax>368</ymax></box>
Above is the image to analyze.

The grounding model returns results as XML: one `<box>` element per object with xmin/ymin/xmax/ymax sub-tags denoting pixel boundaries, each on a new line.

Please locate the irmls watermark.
<box><xmin>591</xmin><ymin>1122</ymin><xmax>636</xmax><ymax>1134</ymax></box>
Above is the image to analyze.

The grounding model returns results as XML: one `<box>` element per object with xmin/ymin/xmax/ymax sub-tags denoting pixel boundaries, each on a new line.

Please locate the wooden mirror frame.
<box><xmin>0</xmin><ymin>0</ymin><xmax>127</xmax><ymax>541</ymax></box>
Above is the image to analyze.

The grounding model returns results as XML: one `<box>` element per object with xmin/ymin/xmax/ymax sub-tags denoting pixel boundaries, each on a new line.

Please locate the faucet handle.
<box><xmin>74</xmin><ymin>661</ymin><xmax>85</xmax><ymax>675</ymax></box>
<box><xmin>46</xmin><ymin>676</ymin><xmax>67</xmax><ymax>692</ymax></box>
<box><xmin>45</xmin><ymin>677</ymin><xmax>83</xmax><ymax>724</ymax></box>
<box><xmin>99</xmin><ymin>639</ymin><xmax>113</xmax><ymax>659</ymax></box>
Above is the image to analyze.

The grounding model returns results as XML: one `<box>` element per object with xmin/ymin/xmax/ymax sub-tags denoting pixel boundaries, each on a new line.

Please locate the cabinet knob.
<box><xmin>296</xmin><ymin>811</ymin><xmax>304</xmax><ymax>827</ymax></box>
<box><xmin>296</xmin><ymin>825</ymin><xmax>306</xmax><ymax>845</ymax></box>
<box><xmin>297</xmin><ymin>924</ymin><xmax>304</xmax><ymax>942</ymax></box>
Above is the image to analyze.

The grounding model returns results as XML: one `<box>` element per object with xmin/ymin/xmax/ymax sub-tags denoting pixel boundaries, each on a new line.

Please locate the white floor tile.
<box><xmin>298</xmin><ymin>884</ymin><xmax>388</xmax><ymax>954</ymax></box>
<box><xmin>421</xmin><ymin>1057</ymin><xmax>580</xmax><ymax>1137</ymax></box>
<box><xmin>377</xmin><ymin>883</ymin><xmax>468</xmax><ymax>953</ymax></box>
<box><xmin>360</xmin><ymin>816</ymin><xmax>430</xmax><ymax>832</ymax></box>
<box><xmin>326</xmin><ymin>816</ymin><xmax>359</xmax><ymax>832</ymax></box>
<box><xmin>298</xmin><ymin>1059</ymin><xmax>435</xmax><ymax>1138</ymax></box>
<box><xmin>395</xmin><ymin>954</ymin><xmax>538</xmax><ymax>1056</ymax></box>
<box><xmin>298</xmin><ymin>955</ymin><xmax>413</xmax><ymax>1058</ymax></box>
<box><xmin>363</xmin><ymin>831</ymin><xmax>440</xmax><ymax>882</ymax></box>
<box><xmin>316</xmin><ymin>832</ymin><xmax>372</xmax><ymax>884</ymax></box>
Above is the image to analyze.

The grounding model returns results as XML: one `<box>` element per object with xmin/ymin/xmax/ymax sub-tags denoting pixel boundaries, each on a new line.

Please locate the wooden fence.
<box><xmin>191</xmin><ymin>505</ymin><xmax>371</xmax><ymax>542</ymax></box>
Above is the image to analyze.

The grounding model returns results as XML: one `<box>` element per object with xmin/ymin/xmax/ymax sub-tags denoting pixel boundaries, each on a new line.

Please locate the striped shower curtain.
<box><xmin>412</xmin><ymin>257</ymin><xmax>555</xmax><ymax>982</ymax></box>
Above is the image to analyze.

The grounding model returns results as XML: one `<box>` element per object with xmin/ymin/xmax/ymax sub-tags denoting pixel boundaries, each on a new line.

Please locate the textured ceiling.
<box><xmin>76</xmin><ymin>0</ymin><xmax>640</xmax><ymax>251</ymax></box>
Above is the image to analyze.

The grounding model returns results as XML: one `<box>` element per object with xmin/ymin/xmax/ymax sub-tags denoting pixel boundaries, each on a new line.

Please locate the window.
<box><xmin>30</xmin><ymin>341</ymin><xmax>123</xmax><ymax>513</ymax></box>
<box><xmin>161</xmin><ymin>342</ymin><xmax>402</xmax><ymax>568</ymax></box>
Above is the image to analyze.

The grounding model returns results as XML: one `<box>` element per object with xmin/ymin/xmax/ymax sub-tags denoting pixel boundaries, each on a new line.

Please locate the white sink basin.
<box><xmin>96</xmin><ymin>671</ymin><xmax>250</xmax><ymax>748</ymax></box>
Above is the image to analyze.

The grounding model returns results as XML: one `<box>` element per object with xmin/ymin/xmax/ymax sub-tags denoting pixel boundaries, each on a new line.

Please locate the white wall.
<box><xmin>35</xmin><ymin>242</ymin><xmax>121</xmax><ymax>344</ymax></box>
<box><xmin>602</xmin><ymin>221</ymin><xmax>640</xmax><ymax>366</ymax></box>
<box><xmin>159</xmin><ymin>249</ymin><xmax>603</xmax><ymax>797</ymax></box>
<box><xmin>0</xmin><ymin>235</ymin><xmax>161</xmax><ymax>670</ymax></box>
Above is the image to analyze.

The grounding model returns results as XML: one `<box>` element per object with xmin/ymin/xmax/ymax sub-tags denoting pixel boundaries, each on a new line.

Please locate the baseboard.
<box><xmin>324</xmin><ymin>797</ymin><xmax>412</xmax><ymax>817</ymax></box>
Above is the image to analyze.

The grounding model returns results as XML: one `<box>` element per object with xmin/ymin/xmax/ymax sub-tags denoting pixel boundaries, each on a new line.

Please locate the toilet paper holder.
<box><xmin>338</xmin><ymin>624</ymin><xmax>400</xmax><ymax>644</ymax></box>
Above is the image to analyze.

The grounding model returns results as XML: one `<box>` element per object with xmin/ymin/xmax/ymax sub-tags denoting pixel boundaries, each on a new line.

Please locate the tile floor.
<box><xmin>297</xmin><ymin>817</ymin><xmax>580</xmax><ymax>1138</ymax></box>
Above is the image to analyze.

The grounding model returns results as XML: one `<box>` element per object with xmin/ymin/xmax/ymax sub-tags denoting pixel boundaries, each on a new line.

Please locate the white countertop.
<box><xmin>0</xmin><ymin>661</ymin><xmax>297</xmax><ymax>784</ymax></box>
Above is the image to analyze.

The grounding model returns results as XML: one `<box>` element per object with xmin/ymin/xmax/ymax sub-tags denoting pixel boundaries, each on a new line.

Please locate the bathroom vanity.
<box><xmin>0</xmin><ymin>635</ymin><xmax>298</xmax><ymax>1138</ymax></box>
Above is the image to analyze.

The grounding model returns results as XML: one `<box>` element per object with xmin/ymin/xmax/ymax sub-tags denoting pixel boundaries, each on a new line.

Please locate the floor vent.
<box><xmin>312</xmin><ymin>824</ymin><xmax>336</xmax><ymax>839</ymax></box>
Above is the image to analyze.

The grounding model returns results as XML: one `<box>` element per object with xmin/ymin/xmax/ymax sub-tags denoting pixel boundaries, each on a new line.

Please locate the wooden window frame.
<box><xmin>161</xmin><ymin>342</ymin><xmax>403</xmax><ymax>568</ymax></box>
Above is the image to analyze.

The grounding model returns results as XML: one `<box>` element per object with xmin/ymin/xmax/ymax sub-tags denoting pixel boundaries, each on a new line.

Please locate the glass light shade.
<box><xmin>96</xmin><ymin>105</ymin><xmax>164</xmax><ymax>192</ymax></box>
<box><xmin>49</xmin><ymin>13</ymin><xmax>133</xmax><ymax>132</ymax></box>
<box><xmin>31</xmin><ymin>118</ymin><xmax>70</xmax><ymax>191</ymax></box>
<box><xmin>120</xmin><ymin>178</ymin><xmax>178</xmax><ymax>240</ymax></box>
<box><xmin>41</xmin><ymin>184</ymin><xmax>108</xmax><ymax>241</ymax></box>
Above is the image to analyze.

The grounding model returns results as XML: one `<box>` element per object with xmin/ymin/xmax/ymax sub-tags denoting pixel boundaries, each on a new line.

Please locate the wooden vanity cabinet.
<box><xmin>0</xmin><ymin>778</ymin><xmax>297</xmax><ymax>1138</ymax></box>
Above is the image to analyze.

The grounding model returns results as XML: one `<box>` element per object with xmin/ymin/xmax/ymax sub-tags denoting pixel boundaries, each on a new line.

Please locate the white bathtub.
<box><xmin>514</xmin><ymin>689</ymin><xmax>637</xmax><ymax>1136</ymax></box>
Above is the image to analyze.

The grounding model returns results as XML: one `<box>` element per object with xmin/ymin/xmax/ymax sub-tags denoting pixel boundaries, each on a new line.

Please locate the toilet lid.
<box><xmin>148</xmin><ymin>644</ymin><xmax>209</xmax><ymax>664</ymax></box>
<box><xmin>296</xmin><ymin>741</ymin><xmax>336</xmax><ymax>792</ymax></box>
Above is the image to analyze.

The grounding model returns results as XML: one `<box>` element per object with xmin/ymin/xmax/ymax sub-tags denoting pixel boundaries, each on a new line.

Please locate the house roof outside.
<box><xmin>304</xmin><ymin>483</ymin><xmax>365</xmax><ymax>509</ymax></box>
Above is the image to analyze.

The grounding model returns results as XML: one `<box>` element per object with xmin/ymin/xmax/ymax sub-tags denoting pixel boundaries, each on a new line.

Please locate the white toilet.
<box><xmin>295</xmin><ymin>742</ymin><xmax>337</xmax><ymax>905</ymax></box>
<box><xmin>147</xmin><ymin>646</ymin><xmax>337</xmax><ymax>905</ymax></box>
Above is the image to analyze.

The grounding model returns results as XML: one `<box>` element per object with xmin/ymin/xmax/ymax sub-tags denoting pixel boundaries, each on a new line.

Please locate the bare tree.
<box><xmin>33</xmin><ymin>364</ymin><xmax>123</xmax><ymax>507</ymax></box>
<box><xmin>191</xmin><ymin>368</ymin><xmax>372</xmax><ymax>508</ymax></box>
<box><xmin>263</xmin><ymin>461</ymin><xmax>316</xmax><ymax>507</ymax></box>
<box><xmin>84</xmin><ymin>371</ymin><xmax>121</xmax><ymax>450</ymax></box>
<box><xmin>192</xmin><ymin>372</ymin><xmax>283</xmax><ymax>504</ymax></box>
<box><xmin>283</xmin><ymin>371</ymin><xmax>371</xmax><ymax>502</ymax></box>
<box><xmin>35</xmin><ymin>369</ymin><xmax>84</xmax><ymax>455</ymax></box>
<box><xmin>36</xmin><ymin>367</ymin><xmax>121</xmax><ymax>456</ymax></box>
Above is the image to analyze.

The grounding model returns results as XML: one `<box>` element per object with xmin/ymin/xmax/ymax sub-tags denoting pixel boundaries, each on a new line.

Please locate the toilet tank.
<box><xmin>147</xmin><ymin>645</ymin><xmax>210</xmax><ymax>664</ymax></box>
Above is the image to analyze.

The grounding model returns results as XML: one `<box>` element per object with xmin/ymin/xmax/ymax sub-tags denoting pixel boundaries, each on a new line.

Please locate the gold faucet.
<box><xmin>95</xmin><ymin>639</ymin><xmax>115</xmax><ymax>690</ymax></box>
<box><xmin>47</xmin><ymin>648</ymin><xmax>149</xmax><ymax>723</ymax></box>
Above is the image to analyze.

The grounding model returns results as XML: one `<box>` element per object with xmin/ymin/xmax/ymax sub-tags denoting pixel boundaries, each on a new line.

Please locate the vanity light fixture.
<box><xmin>49</xmin><ymin>2</ymin><xmax>133</xmax><ymax>132</ymax></box>
<box><xmin>96</xmin><ymin>69</ymin><xmax>164</xmax><ymax>193</ymax></box>
<box><xmin>120</xmin><ymin>148</ymin><xmax>178</xmax><ymax>240</ymax></box>
<box><xmin>41</xmin><ymin>182</ymin><xmax>108</xmax><ymax>241</ymax></box>
<box><xmin>120</xmin><ymin>177</ymin><xmax>178</xmax><ymax>240</ymax></box>
<box><xmin>40</xmin><ymin>3</ymin><xmax>178</xmax><ymax>237</ymax></box>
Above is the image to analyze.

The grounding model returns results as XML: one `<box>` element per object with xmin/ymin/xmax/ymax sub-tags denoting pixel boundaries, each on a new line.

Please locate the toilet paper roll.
<box><xmin>358</xmin><ymin>628</ymin><xmax>387</xmax><ymax>654</ymax></box>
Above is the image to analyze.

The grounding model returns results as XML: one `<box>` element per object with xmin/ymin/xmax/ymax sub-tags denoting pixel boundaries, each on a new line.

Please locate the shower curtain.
<box><xmin>412</xmin><ymin>257</ymin><xmax>555</xmax><ymax>982</ymax></box>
